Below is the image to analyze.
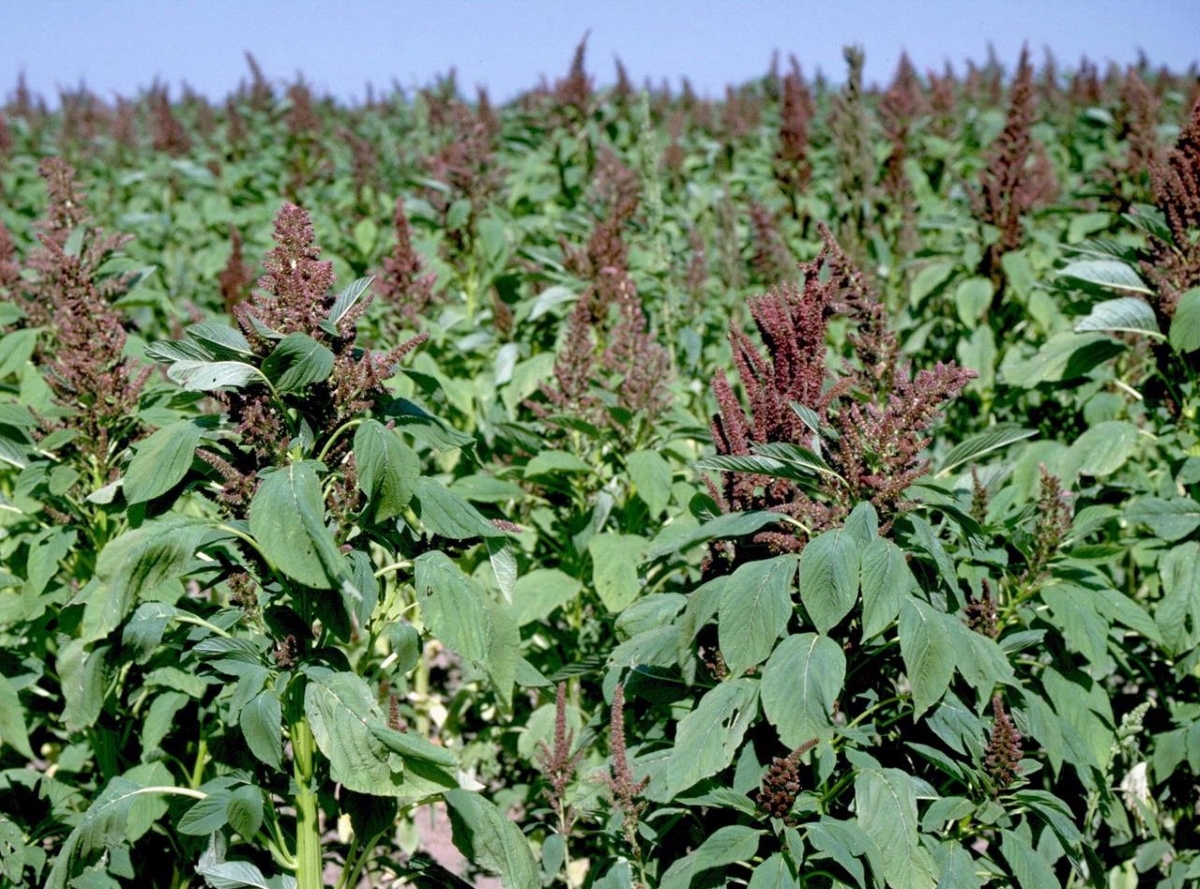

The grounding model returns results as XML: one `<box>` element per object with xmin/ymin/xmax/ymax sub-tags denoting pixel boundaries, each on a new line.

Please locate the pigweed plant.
<box><xmin>2</xmin><ymin>44</ymin><xmax>1200</xmax><ymax>889</ymax></box>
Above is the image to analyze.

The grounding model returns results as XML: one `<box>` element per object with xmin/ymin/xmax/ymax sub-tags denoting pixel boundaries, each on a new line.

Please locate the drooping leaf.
<box><xmin>718</xmin><ymin>555</ymin><xmax>797</xmax><ymax>677</ymax></box>
<box><xmin>413</xmin><ymin>477</ymin><xmax>505</xmax><ymax>539</ymax></box>
<box><xmin>1001</xmin><ymin>332</ymin><xmax>1125</xmax><ymax>386</ymax></box>
<box><xmin>855</xmin><ymin>766</ymin><xmax>933</xmax><ymax>889</ymax></box>
<box><xmin>761</xmin><ymin>633</ymin><xmax>845</xmax><ymax>747</ymax></box>
<box><xmin>626</xmin><ymin>449</ymin><xmax>672</xmax><ymax>517</ymax></box>
<box><xmin>665</xmin><ymin>679</ymin><xmax>760</xmax><ymax>795</ymax></box>
<box><xmin>659</xmin><ymin>825</ymin><xmax>763</xmax><ymax>889</ymax></box>
<box><xmin>326</xmin><ymin>276</ymin><xmax>374</xmax><ymax>329</ymax></box>
<box><xmin>249</xmin><ymin>462</ymin><xmax>351</xmax><ymax>591</ymax></box>
<box><xmin>1169</xmin><ymin>287</ymin><xmax>1200</xmax><ymax>353</ymax></box>
<box><xmin>511</xmin><ymin>568</ymin><xmax>581</xmax><ymax>626</ymax></box>
<box><xmin>899</xmin><ymin>598</ymin><xmax>955</xmax><ymax>716</ymax></box>
<box><xmin>860</xmin><ymin>537</ymin><xmax>913</xmax><ymax>640</ymax></box>
<box><xmin>443</xmin><ymin>789</ymin><xmax>538</xmax><ymax>889</ymax></box>
<box><xmin>798</xmin><ymin>528</ymin><xmax>859</xmax><ymax>634</ymax></box>
<box><xmin>0</xmin><ymin>674</ymin><xmax>34</xmax><ymax>759</ymax></box>
<box><xmin>1157</xmin><ymin>542</ymin><xmax>1200</xmax><ymax>654</ymax></box>
<box><xmin>354</xmin><ymin>420</ymin><xmax>419</xmax><ymax>523</ymax></box>
<box><xmin>646</xmin><ymin>511</ymin><xmax>783</xmax><ymax>560</ymax></box>
<box><xmin>185</xmin><ymin>321</ymin><xmax>255</xmax><ymax>360</ymax></box>
<box><xmin>1060</xmin><ymin>420</ymin><xmax>1138</xmax><ymax>479</ymax></box>
<box><xmin>44</xmin><ymin>777</ymin><xmax>151</xmax><ymax>889</ymax></box>
<box><xmin>999</xmin><ymin>828</ymin><xmax>1062</xmax><ymax>889</ymax></box>
<box><xmin>123</xmin><ymin>420</ymin><xmax>203</xmax><ymax>504</ymax></box>
<box><xmin>240</xmin><ymin>690</ymin><xmax>282</xmax><ymax>770</ymax></box>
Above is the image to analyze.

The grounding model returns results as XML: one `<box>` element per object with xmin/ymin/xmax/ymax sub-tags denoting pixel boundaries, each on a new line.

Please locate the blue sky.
<box><xmin>2</xmin><ymin>1</ymin><xmax>1196</xmax><ymax>106</ymax></box>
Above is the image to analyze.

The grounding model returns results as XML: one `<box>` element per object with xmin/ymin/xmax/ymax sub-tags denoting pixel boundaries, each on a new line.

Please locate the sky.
<box><xmin>1</xmin><ymin>1</ymin><xmax>1197</xmax><ymax>106</ymax></box>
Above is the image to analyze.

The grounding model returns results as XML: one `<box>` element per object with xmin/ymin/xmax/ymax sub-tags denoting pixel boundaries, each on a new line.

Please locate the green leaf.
<box><xmin>167</xmin><ymin>359</ymin><xmax>266</xmax><ymax>391</ymax></box>
<box><xmin>185</xmin><ymin>321</ymin><xmax>255</xmax><ymax>360</ymax></box>
<box><xmin>798</xmin><ymin>528</ymin><xmax>859</xmax><ymax>634</ymax></box>
<box><xmin>588</xmin><ymin>533</ymin><xmax>646</xmax><ymax>613</ymax></box>
<box><xmin>1125</xmin><ymin>496</ymin><xmax>1200</xmax><ymax>542</ymax></box>
<box><xmin>226</xmin><ymin>785</ymin><xmax>264</xmax><ymax>840</ymax></box>
<box><xmin>443</xmin><ymin>789</ymin><xmax>538</xmax><ymax>889</ymax></box>
<box><xmin>414</xmin><ymin>551</ymin><xmax>514</xmax><ymax>706</ymax></box>
<box><xmin>761</xmin><ymin>633</ymin><xmax>845</xmax><ymax>747</ymax></box>
<box><xmin>123</xmin><ymin>420</ymin><xmax>202</xmax><ymax>504</ymax></box>
<box><xmin>899</xmin><ymin>598</ymin><xmax>955</xmax><ymax>717</ymax></box>
<box><xmin>1074</xmin><ymin>296</ymin><xmax>1162</xmax><ymax>338</ymax></box>
<box><xmin>665</xmin><ymin>679</ymin><xmax>760</xmax><ymax>796</ymax></box>
<box><xmin>1001</xmin><ymin>332</ymin><xmax>1125</xmax><ymax>386</ymax></box>
<box><xmin>1060</xmin><ymin>420</ymin><xmax>1137</xmax><ymax>479</ymax></box>
<box><xmin>718</xmin><ymin>555</ymin><xmax>796</xmax><ymax>676</ymax></box>
<box><xmin>80</xmin><ymin>517</ymin><xmax>206</xmax><ymax>643</ymax></box>
<box><xmin>304</xmin><ymin>666</ymin><xmax>457</xmax><ymax>800</ymax></box>
<box><xmin>45</xmin><ymin>777</ymin><xmax>150</xmax><ymax>889</ymax></box>
<box><xmin>747</xmin><ymin>854</ymin><xmax>799</xmax><ymax>889</ymax></box>
<box><xmin>260</xmin><ymin>333</ymin><xmax>335</xmax><ymax>393</ymax></box>
<box><xmin>856</xmin><ymin>766</ymin><xmax>932</xmax><ymax>889</ymax></box>
<box><xmin>646</xmin><ymin>511</ymin><xmax>782</xmax><ymax>560</ymax></box>
<box><xmin>1169</xmin><ymin>287</ymin><xmax>1200</xmax><ymax>353</ymax></box>
<box><xmin>955</xmin><ymin>277</ymin><xmax>993</xmax><ymax>327</ymax></box>
<box><xmin>528</xmin><ymin>285</ymin><xmax>577</xmax><ymax>320</ymax></box>
<box><xmin>328</xmin><ymin>277</ymin><xmax>374</xmax><ymax>328</ymax></box>
<box><xmin>660</xmin><ymin>825</ymin><xmax>763</xmax><ymax>889</ymax></box>
<box><xmin>0</xmin><ymin>328</ymin><xmax>38</xmax><ymax>379</ymax></box>
<box><xmin>936</xmin><ymin>425</ymin><xmax>1036</xmax><ymax>477</ymax></box>
<box><xmin>0</xmin><ymin>674</ymin><xmax>34</xmax><ymax>759</ymax></box>
<box><xmin>195</xmin><ymin>859</ymin><xmax>279</xmax><ymax>889</ymax></box>
<box><xmin>178</xmin><ymin>789</ymin><xmax>233</xmax><ymax>835</ymax></box>
<box><xmin>860</xmin><ymin>537</ymin><xmax>913</xmax><ymax>640</ymax></box>
<box><xmin>910</xmin><ymin>260</ymin><xmax>955</xmax><ymax>306</ymax></box>
<box><xmin>804</xmin><ymin>818</ymin><xmax>881</xmax><ymax>887</ymax></box>
<box><xmin>354</xmin><ymin>420</ymin><xmax>419</xmax><ymax>523</ymax></box>
<box><xmin>1000</xmin><ymin>828</ymin><xmax>1062</xmax><ymax>889</ymax></box>
<box><xmin>1157</xmin><ymin>542</ymin><xmax>1200</xmax><ymax>654</ymax></box>
<box><xmin>249</xmin><ymin>462</ymin><xmax>351</xmax><ymax>590</ymax></box>
<box><xmin>511</xmin><ymin>568</ymin><xmax>581</xmax><ymax>626</ymax></box>
<box><xmin>240</xmin><ymin>690</ymin><xmax>282</xmax><ymax>770</ymax></box>
<box><xmin>627</xmin><ymin>449</ymin><xmax>672</xmax><ymax>517</ymax></box>
<box><xmin>523</xmin><ymin>450</ymin><xmax>591</xmax><ymax>477</ymax></box>
<box><xmin>1059</xmin><ymin>258</ymin><xmax>1152</xmax><ymax>294</ymax></box>
<box><xmin>413</xmin><ymin>476</ymin><xmax>505</xmax><ymax>539</ymax></box>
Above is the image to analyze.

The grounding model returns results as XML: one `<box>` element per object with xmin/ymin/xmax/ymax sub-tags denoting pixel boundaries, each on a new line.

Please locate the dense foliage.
<box><xmin>1</xmin><ymin>43</ymin><xmax>1199</xmax><ymax>889</ymax></box>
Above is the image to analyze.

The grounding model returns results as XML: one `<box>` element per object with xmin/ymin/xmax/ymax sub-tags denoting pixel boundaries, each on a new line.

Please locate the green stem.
<box><xmin>291</xmin><ymin>709</ymin><xmax>323</xmax><ymax>889</ymax></box>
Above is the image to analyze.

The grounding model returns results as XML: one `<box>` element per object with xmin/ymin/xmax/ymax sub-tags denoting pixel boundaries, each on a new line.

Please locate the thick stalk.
<box><xmin>291</xmin><ymin>711</ymin><xmax>323</xmax><ymax>889</ymax></box>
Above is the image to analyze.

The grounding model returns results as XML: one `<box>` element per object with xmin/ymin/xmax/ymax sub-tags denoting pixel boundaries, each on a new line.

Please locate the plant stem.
<box><xmin>290</xmin><ymin>710</ymin><xmax>323</xmax><ymax>889</ymax></box>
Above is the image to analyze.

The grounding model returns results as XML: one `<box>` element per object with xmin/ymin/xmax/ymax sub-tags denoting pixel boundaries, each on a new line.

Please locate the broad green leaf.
<box><xmin>80</xmin><ymin>517</ymin><xmax>206</xmax><ymax>643</ymax></box>
<box><xmin>528</xmin><ymin>285</ymin><xmax>577</xmax><ymax>320</ymax></box>
<box><xmin>1060</xmin><ymin>420</ymin><xmax>1137</xmax><ymax>479</ymax></box>
<box><xmin>1074</xmin><ymin>297</ymin><xmax>1161</xmax><ymax>338</ymax></box>
<box><xmin>185</xmin><ymin>320</ymin><xmax>255</xmax><ymax>360</ymax></box>
<box><xmin>955</xmin><ymin>277</ymin><xmax>993</xmax><ymax>327</ymax></box>
<box><xmin>588</xmin><ymin>533</ymin><xmax>646</xmax><ymax>613</ymax></box>
<box><xmin>1169</xmin><ymin>287</ymin><xmax>1200</xmax><ymax>352</ymax></box>
<box><xmin>354</xmin><ymin>419</ymin><xmax>419</xmax><ymax>523</ymax></box>
<box><xmin>444</xmin><ymin>789</ymin><xmax>538</xmax><ymax>889</ymax></box>
<box><xmin>627</xmin><ymin>449</ymin><xmax>672</xmax><ymax>517</ymax></box>
<box><xmin>665</xmin><ymin>679</ymin><xmax>759</xmax><ymax>795</ymax></box>
<box><xmin>718</xmin><ymin>555</ymin><xmax>796</xmax><ymax>676</ymax></box>
<box><xmin>856</xmin><ymin>766</ymin><xmax>932</xmax><ymax>889</ymax></box>
<box><xmin>1125</xmin><ymin>496</ymin><xmax>1200</xmax><ymax>542</ymax></box>
<box><xmin>798</xmin><ymin>528</ymin><xmax>859</xmax><ymax>634</ymax></box>
<box><xmin>860</xmin><ymin>537</ymin><xmax>913</xmax><ymax>640</ymax></box>
<box><xmin>303</xmin><ymin>666</ymin><xmax>457</xmax><ymax>800</ymax></box>
<box><xmin>413</xmin><ymin>476</ymin><xmax>505</xmax><ymax>539</ymax></box>
<box><xmin>899</xmin><ymin>598</ymin><xmax>955</xmax><ymax>716</ymax></box>
<box><xmin>260</xmin><ymin>332</ymin><xmax>335</xmax><ymax>393</ymax></box>
<box><xmin>804</xmin><ymin>818</ymin><xmax>882</xmax><ymax>887</ymax></box>
<box><xmin>58</xmin><ymin>638</ymin><xmax>108</xmax><ymax>732</ymax></box>
<box><xmin>179</xmin><ymin>789</ymin><xmax>232</xmax><ymax>835</ymax></box>
<box><xmin>195</xmin><ymin>859</ymin><xmax>281</xmax><ymax>889</ymax></box>
<box><xmin>747</xmin><ymin>853</ymin><xmax>799</xmax><ymax>889</ymax></box>
<box><xmin>240</xmin><ymin>690</ymin><xmax>282</xmax><ymax>770</ymax></box>
<box><xmin>249</xmin><ymin>462</ymin><xmax>351</xmax><ymax>591</ymax></box>
<box><xmin>0</xmin><ymin>328</ymin><xmax>38</xmax><ymax>379</ymax></box>
<box><xmin>167</xmin><ymin>359</ymin><xmax>266</xmax><ymax>391</ymax></box>
<box><xmin>44</xmin><ymin>777</ymin><xmax>148</xmax><ymax>889</ymax></box>
<box><xmin>1059</xmin><ymin>258</ymin><xmax>1152</xmax><ymax>294</ymax></box>
<box><xmin>1000</xmin><ymin>332</ymin><xmax>1124</xmax><ymax>386</ymax></box>
<box><xmin>932</xmin><ymin>843</ymin><xmax>984</xmax><ymax>889</ymax></box>
<box><xmin>761</xmin><ymin>633</ymin><xmax>845</xmax><ymax>747</ymax></box>
<box><xmin>523</xmin><ymin>450</ymin><xmax>591</xmax><ymax>477</ymax></box>
<box><xmin>999</xmin><ymin>828</ymin><xmax>1062</xmax><ymax>889</ymax></box>
<box><xmin>512</xmin><ymin>568</ymin><xmax>581</xmax><ymax>626</ymax></box>
<box><xmin>646</xmin><ymin>510</ymin><xmax>782</xmax><ymax>560</ymax></box>
<box><xmin>660</xmin><ymin>825</ymin><xmax>763</xmax><ymax>889</ymax></box>
<box><xmin>0</xmin><ymin>674</ymin><xmax>34</xmax><ymax>759</ymax></box>
<box><xmin>1157</xmin><ymin>542</ymin><xmax>1200</xmax><ymax>653</ymax></box>
<box><xmin>226</xmin><ymin>785</ymin><xmax>264</xmax><ymax>840</ymax></box>
<box><xmin>123</xmin><ymin>420</ymin><xmax>202</xmax><ymax>504</ymax></box>
<box><xmin>936</xmin><ymin>425</ymin><xmax>1036</xmax><ymax>477</ymax></box>
<box><xmin>910</xmin><ymin>260</ymin><xmax>955</xmax><ymax>306</ymax></box>
<box><xmin>414</xmin><ymin>551</ymin><xmax>515</xmax><ymax>706</ymax></box>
